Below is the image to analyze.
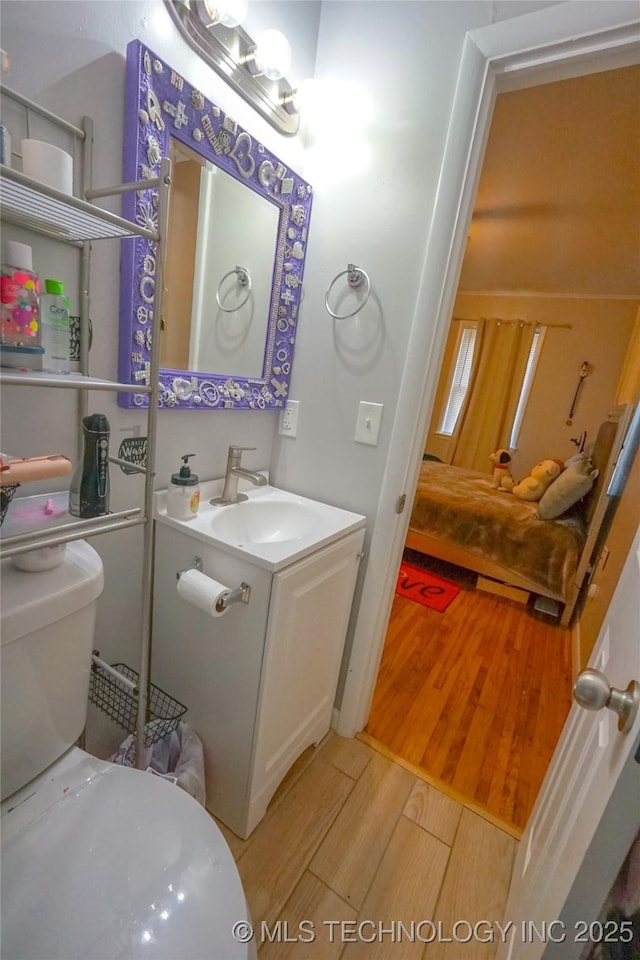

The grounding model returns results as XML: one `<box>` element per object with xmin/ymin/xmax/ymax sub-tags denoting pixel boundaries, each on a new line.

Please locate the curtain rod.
<box><xmin>523</xmin><ymin>321</ymin><xmax>572</xmax><ymax>329</ymax></box>
<box><xmin>452</xmin><ymin>317</ymin><xmax>572</xmax><ymax>329</ymax></box>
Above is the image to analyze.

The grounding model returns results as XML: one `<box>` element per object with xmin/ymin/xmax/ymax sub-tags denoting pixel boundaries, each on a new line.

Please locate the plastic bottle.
<box><xmin>167</xmin><ymin>454</ymin><xmax>200</xmax><ymax>520</ymax></box>
<box><xmin>1</xmin><ymin>241</ymin><xmax>41</xmax><ymax>349</ymax></box>
<box><xmin>0</xmin><ymin>121</ymin><xmax>12</xmax><ymax>167</ymax></box>
<box><xmin>41</xmin><ymin>277</ymin><xmax>71</xmax><ymax>373</ymax></box>
<box><xmin>69</xmin><ymin>414</ymin><xmax>110</xmax><ymax>518</ymax></box>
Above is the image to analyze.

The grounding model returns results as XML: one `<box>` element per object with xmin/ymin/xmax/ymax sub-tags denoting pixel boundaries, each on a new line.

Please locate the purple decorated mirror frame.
<box><xmin>118</xmin><ymin>40</ymin><xmax>312</xmax><ymax>410</ymax></box>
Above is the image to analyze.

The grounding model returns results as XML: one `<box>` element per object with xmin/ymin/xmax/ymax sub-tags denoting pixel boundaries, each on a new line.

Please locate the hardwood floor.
<box><xmin>365</xmin><ymin>568</ymin><xmax>573</xmax><ymax>833</ymax></box>
<box><xmin>221</xmin><ymin>733</ymin><xmax>516</xmax><ymax>959</ymax></box>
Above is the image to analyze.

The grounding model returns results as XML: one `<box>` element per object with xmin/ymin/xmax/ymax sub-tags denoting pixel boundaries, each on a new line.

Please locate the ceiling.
<box><xmin>459</xmin><ymin>65</ymin><xmax>640</xmax><ymax>298</ymax></box>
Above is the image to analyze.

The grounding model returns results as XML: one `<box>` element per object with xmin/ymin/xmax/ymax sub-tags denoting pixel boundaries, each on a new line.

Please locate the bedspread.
<box><xmin>409</xmin><ymin>461</ymin><xmax>587</xmax><ymax>600</ymax></box>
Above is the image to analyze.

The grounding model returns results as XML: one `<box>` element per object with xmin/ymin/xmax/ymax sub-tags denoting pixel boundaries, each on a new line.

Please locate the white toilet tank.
<box><xmin>0</xmin><ymin>540</ymin><xmax>104</xmax><ymax>801</ymax></box>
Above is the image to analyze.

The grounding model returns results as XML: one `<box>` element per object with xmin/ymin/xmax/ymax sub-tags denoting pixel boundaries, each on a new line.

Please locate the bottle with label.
<box><xmin>167</xmin><ymin>454</ymin><xmax>200</xmax><ymax>520</ymax></box>
<box><xmin>69</xmin><ymin>414</ymin><xmax>110</xmax><ymax>518</ymax></box>
<box><xmin>41</xmin><ymin>278</ymin><xmax>71</xmax><ymax>373</ymax></box>
<box><xmin>1</xmin><ymin>241</ymin><xmax>41</xmax><ymax>349</ymax></box>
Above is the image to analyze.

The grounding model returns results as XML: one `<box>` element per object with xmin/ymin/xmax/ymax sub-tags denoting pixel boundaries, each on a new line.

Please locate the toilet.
<box><xmin>1</xmin><ymin>540</ymin><xmax>254</xmax><ymax>960</ymax></box>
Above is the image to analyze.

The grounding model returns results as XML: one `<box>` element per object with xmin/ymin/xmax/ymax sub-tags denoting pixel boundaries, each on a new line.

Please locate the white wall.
<box><xmin>272</xmin><ymin>1</ymin><xmax>491</xmax><ymax>513</ymax></box>
<box><xmin>2</xmin><ymin>0</ymin><xmax>570</xmax><ymax>723</ymax></box>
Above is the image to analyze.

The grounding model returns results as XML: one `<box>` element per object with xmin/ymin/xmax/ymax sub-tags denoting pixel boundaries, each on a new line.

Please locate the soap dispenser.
<box><xmin>167</xmin><ymin>454</ymin><xmax>200</xmax><ymax>520</ymax></box>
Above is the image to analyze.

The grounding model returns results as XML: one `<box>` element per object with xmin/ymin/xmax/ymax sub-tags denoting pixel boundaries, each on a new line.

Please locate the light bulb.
<box><xmin>305</xmin><ymin>141</ymin><xmax>371</xmax><ymax>190</ymax></box>
<box><xmin>297</xmin><ymin>79</ymin><xmax>372</xmax><ymax>138</ymax></box>
<box><xmin>251</xmin><ymin>29</ymin><xmax>291</xmax><ymax>81</ymax></box>
<box><xmin>215</xmin><ymin>0</ymin><xmax>247</xmax><ymax>28</ymax></box>
<box><xmin>196</xmin><ymin>0</ymin><xmax>247</xmax><ymax>29</ymax></box>
<box><xmin>286</xmin><ymin>78</ymin><xmax>320</xmax><ymax>116</ymax></box>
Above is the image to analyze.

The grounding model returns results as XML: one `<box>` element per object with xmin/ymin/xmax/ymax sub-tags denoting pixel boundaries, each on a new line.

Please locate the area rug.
<box><xmin>395</xmin><ymin>561</ymin><xmax>461</xmax><ymax>613</ymax></box>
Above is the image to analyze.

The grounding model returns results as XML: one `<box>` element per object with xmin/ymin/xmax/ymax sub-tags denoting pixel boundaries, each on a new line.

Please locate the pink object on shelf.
<box><xmin>10</xmin><ymin>500</ymin><xmax>67</xmax><ymax>522</ymax></box>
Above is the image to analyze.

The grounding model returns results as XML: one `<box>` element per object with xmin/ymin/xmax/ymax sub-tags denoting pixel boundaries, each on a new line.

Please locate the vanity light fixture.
<box><xmin>164</xmin><ymin>0</ymin><xmax>300</xmax><ymax>136</ymax></box>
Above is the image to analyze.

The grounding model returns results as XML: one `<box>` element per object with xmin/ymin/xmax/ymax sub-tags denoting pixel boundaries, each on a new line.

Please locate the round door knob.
<box><xmin>573</xmin><ymin>668</ymin><xmax>640</xmax><ymax>734</ymax></box>
<box><xmin>574</xmin><ymin>669</ymin><xmax>610</xmax><ymax>710</ymax></box>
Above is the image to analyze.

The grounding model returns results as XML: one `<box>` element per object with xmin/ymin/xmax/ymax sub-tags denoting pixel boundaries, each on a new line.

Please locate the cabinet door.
<box><xmin>250</xmin><ymin>529</ymin><xmax>365</xmax><ymax>822</ymax></box>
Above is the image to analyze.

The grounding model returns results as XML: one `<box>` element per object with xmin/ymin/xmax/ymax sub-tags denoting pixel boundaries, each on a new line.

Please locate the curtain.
<box><xmin>451</xmin><ymin>319</ymin><xmax>535</xmax><ymax>472</ymax></box>
<box><xmin>616</xmin><ymin>305</ymin><xmax>640</xmax><ymax>405</ymax></box>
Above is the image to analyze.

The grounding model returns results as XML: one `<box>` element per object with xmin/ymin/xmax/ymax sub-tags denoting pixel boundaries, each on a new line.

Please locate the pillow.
<box><xmin>537</xmin><ymin>456</ymin><xmax>599</xmax><ymax>520</ymax></box>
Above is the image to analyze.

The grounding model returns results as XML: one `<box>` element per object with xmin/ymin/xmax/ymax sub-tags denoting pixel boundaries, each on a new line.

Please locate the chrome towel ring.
<box><xmin>325</xmin><ymin>263</ymin><xmax>371</xmax><ymax>319</ymax></box>
<box><xmin>216</xmin><ymin>265</ymin><xmax>252</xmax><ymax>313</ymax></box>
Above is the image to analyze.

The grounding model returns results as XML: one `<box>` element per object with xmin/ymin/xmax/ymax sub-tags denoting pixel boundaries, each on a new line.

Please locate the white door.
<box><xmin>497</xmin><ymin>527</ymin><xmax>640</xmax><ymax>960</ymax></box>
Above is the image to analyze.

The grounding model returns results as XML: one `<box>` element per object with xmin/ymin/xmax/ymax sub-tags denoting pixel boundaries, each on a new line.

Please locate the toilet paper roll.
<box><xmin>176</xmin><ymin>568</ymin><xmax>231</xmax><ymax>617</ymax></box>
<box><xmin>21</xmin><ymin>139</ymin><xmax>73</xmax><ymax>195</ymax></box>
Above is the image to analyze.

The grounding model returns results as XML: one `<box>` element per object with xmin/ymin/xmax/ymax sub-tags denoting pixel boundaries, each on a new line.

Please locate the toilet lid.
<box><xmin>1</xmin><ymin>755</ymin><xmax>251</xmax><ymax>960</ymax></box>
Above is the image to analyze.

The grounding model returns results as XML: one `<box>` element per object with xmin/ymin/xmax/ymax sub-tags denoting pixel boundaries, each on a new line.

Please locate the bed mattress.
<box><xmin>409</xmin><ymin>461</ymin><xmax>587</xmax><ymax>600</ymax></box>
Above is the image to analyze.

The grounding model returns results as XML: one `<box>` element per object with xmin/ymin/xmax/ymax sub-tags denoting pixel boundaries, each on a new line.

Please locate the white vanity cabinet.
<box><xmin>151</xmin><ymin>519</ymin><xmax>365</xmax><ymax>839</ymax></box>
<box><xmin>249</xmin><ymin>527</ymin><xmax>364</xmax><ymax>833</ymax></box>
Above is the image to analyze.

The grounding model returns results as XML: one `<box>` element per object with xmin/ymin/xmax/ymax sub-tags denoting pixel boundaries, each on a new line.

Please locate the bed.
<box><xmin>406</xmin><ymin>413</ymin><xmax>628</xmax><ymax>626</ymax></box>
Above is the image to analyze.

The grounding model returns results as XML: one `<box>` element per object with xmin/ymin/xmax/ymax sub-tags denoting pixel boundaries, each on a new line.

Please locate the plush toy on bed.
<box><xmin>511</xmin><ymin>459</ymin><xmax>564</xmax><ymax>501</ymax></box>
<box><xmin>489</xmin><ymin>449</ymin><xmax>515</xmax><ymax>491</ymax></box>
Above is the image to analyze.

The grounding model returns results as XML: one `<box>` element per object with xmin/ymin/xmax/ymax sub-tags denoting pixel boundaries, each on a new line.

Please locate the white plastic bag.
<box><xmin>111</xmin><ymin>721</ymin><xmax>206</xmax><ymax>806</ymax></box>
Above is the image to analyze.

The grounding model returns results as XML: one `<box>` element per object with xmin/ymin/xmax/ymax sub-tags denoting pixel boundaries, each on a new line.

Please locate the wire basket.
<box><xmin>0</xmin><ymin>483</ymin><xmax>19</xmax><ymax>527</ymax></box>
<box><xmin>89</xmin><ymin>661</ymin><xmax>187</xmax><ymax>747</ymax></box>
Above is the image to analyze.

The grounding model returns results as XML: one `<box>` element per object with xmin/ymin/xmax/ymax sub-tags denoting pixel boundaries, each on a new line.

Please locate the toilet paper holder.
<box><xmin>176</xmin><ymin>556</ymin><xmax>251</xmax><ymax>611</ymax></box>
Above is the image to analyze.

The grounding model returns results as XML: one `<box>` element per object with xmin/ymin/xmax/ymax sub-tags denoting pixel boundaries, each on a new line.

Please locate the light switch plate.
<box><xmin>355</xmin><ymin>401</ymin><xmax>383</xmax><ymax>446</ymax></box>
<box><xmin>279</xmin><ymin>400</ymin><xmax>300</xmax><ymax>437</ymax></box>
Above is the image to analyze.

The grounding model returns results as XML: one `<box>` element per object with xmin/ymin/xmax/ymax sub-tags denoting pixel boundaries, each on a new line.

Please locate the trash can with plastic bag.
<box><xmin>111</xmin><ymin>720</ymin><xmax>206</xmax><ymax>806</ymax></box>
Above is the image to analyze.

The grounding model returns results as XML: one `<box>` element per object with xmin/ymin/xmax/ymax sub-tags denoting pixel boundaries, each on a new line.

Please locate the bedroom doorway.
<box><xmin>362</xmin><ymin>62</ymin><xmax>640</xmax><ymax>835</ymax></box>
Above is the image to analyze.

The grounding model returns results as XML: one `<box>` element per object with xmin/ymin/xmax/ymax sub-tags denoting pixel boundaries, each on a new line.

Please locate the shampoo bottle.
<box><xmin>167</xmin><ymin>454</ymin><xmax>200</xmax><ymax>520</ymax></box>
<box><xmin>41</xmin><ymin>278</ymin><xmax>71</xmax><ymax>373</ymax></box>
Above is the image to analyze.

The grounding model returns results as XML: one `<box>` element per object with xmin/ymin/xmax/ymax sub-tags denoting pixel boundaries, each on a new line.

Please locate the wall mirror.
<box><xmin>118</xmin><ymin>40</ymin><xmax>312</xmax><ymax>410</ymax></box>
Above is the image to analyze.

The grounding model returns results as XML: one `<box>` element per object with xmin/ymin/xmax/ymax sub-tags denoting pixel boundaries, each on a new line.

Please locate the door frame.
<box><xmin>337</xmin><ymin>1</ymin><xmax>640</xmax><ymax>738</ymax></box>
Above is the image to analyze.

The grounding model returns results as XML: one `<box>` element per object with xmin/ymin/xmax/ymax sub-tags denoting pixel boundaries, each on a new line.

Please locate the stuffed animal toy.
<box><xmin>511</xmin><ymin>459</ymin><xmax>564</xmax><ymax>502</ymax></box>
<box><xmin>489</xmin><ymin>449</ymin><xmax>515</xmax><ymax>491</ymax></box>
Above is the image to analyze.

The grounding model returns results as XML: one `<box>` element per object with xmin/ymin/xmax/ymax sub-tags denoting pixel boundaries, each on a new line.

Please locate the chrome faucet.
<box><xmin>210</xmin><ymin>446</ymin><xmax>267</xmax><ymax>505</ymax></box>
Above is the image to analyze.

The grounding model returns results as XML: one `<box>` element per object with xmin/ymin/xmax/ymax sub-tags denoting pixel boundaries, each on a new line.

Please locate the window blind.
<box><xmin>509</xmin><ymin>325</ymin><xmax>546</xmax><ymax>449</ymax></box>
<box><xmin>438</xmin><ymin>325</ymin><xmax>477</xmax><ymax>436</ymax></box>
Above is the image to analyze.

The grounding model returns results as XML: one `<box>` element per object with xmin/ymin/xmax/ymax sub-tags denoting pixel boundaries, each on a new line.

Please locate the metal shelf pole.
<box><xmin>135</xmin><ymin>156</ymin><xmax>172</xmax><ymax>769</ymax></box>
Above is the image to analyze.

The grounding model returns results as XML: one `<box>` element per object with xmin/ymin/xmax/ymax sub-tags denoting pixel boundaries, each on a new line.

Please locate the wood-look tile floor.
<box><xmin>219</xmin><ymin>733</ymin><xmax>517</xmax><ymax>960</ymax></box>
<box><xmin>365</xmin><ymin>565</ymin><xmax>573</xmax><ymax>834</ymax></box>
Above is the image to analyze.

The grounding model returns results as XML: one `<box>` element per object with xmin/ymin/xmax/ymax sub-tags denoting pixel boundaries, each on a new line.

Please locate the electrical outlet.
<box><xmin>279</xmin><ymin>400</ymin><xmax>300</xmax><ymax>437</ymax></box>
